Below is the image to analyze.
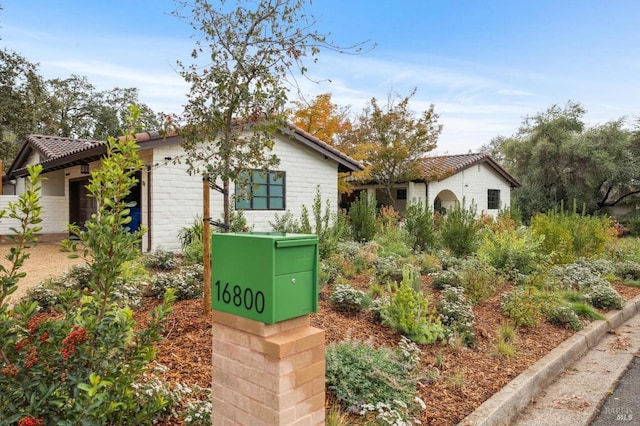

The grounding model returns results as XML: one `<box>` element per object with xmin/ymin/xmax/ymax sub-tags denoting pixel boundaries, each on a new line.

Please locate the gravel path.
<box><xmin>1</xmin><ymin>242</ymin><xmax>85</xmax><ymax>307</ymax></box>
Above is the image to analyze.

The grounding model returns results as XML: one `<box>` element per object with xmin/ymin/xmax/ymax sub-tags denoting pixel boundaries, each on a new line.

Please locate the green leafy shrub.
<box><xmin>183</xmin><ymin>239</ymin><xmax>204</xmax><ymax>266</ymax></box>
<box><xmin>349</xmin><ymin>192</ymin><xmax>377</xmax><ymax>242</ymax></box>
<box><xmin>404</xmin><ymin>200</ymin><xmax>437</xmax><ymax>252</ymax></box>
<box><xmin>178</xmin><ymin>215</ymin><xmax>205</xmax><ymax>250</ymax></box>
<box><xmin>270</xmin><ymin>210</ymin><xmax>301</xmax><ymax>233</ymax></box>
<box><xmin>381</xmin><ymin>266</ymin><xmax>445</xmax><ymax>344</ymax></box>
<box><xmin>582</xmin><ymin>282</ymin><xmax>623</xmax><ymax>310</ymax></box>
<box><xmin>373</xmin><ymin>255</ymin><xmax>410</xmax><ymax>284</ymax></box>
<box><xmin>429</xmin><ymin>270</ymin><xmax>460</xmax><ymax>291</ymax></box>
<box><xmin>439</xmin><ymin>200</ymin><xmax>481</xmax><ymax>257</ymax></box>
<box><xmin>325</xmin><ymin>338</ymin><xmax>425</xmax><ymax>423</ymax></box>
<box><xmin>319</xmin><ymin>259</ymin><xmax>341</xmax><ymax>291</ymax></box>
<box><xmin>615</xmin><ymin>260</ymin><xmax>640</xmax><ymax>280</ymax></box>
<box><xmin>457</xmin><ymin>257</ymin><xmax>501</xmax><ymax>304</ymax></box>
<box><xmin>151</xmin><ymin>264</ymin><xmax>204</xmax><ymax>301</ymax></box>
<box><xmin>370</xmin><ymin>296</ymin><xmax>391</xmax><ymax>323</ymax></box>
<box><xmin>1</xmin><ymin>113</ymin><xmax>175</xmax><ymax>424</ymax></box>
<box><xmin>435</xmin><ymin>249</ymin><xmax>463</xmax><ymax>271</ymax></box>
<box><xmin>501</xmin><ymin>286</ymin><xmax>546</xmax><ymax>328</ymax></box>
<box><xmin>531</xmin><ymin>207</ymin><xmax>616</xmax><ymax>264</ymax></box>
<box><xmin>144</xmin><ymin>248</ymin><xmax>178</xmax><ymax>271</ymax></box>
<box><xmin>439</xmin><ymin>285</ymin><xmax>476</xmax><ymax>346</ymax></box>
<box><xmin>478</xmin><ymin>227</ymin><xmax>544</xmax><ymax>279</ymax></box>
<box><xmin>329</xmin><ymin>283</ymin><xmax>371</xmax><ymax>314</ymax></box>
<box><xmin>545</xmin><ymin>305</ymin><xmax>582</xmax><ymax>330</ymax></box>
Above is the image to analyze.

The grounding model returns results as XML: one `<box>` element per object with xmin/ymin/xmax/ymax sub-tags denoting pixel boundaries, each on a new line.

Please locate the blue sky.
<box><xmin>1</xmin><ymin>0</ymin><xmax>639</xmax><ymax>153</ymax></box>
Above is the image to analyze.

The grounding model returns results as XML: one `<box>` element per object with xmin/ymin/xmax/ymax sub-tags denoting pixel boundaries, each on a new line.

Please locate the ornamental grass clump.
<box><xmin>381</xmin><ymin>265</ymin><xmax>445</xmax><ymax>344</ymax></box>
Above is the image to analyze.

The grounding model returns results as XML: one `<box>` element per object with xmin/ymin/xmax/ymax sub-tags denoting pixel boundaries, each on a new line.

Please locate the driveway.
<box><xmin>0</xmin><ymin>242</ymin><xmax>84</xmax><ymax>307</ymax></box>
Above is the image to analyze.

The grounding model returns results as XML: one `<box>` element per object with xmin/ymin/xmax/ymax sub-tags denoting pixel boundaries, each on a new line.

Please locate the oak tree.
<box><xmin>494</xmin><ymin>101</ymin><xmax>640</xmax><ymax>220</ymax></box>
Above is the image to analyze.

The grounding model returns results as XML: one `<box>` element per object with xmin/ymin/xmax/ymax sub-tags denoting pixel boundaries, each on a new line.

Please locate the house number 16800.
<box><xmin>214</xmin><ymin>281</ymin><xmax>265</xmax><ymax>314</ymax></box>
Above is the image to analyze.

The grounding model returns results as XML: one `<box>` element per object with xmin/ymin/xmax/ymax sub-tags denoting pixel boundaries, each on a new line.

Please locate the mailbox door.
<box><xmin>274</xmin><ymin>270</ymin><xmax>314</xmax><ymax>322</ymax></box>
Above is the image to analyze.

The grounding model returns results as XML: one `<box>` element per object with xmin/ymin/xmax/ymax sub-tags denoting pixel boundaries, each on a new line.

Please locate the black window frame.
<box><xmin>396</xmin><ymin>189</ymin><xmax>407</xmax><ymax>200</ymax></box>
<box><xmin>234</xmin><ymin>169</ymin><xmax>286</xmax><ymax>211</ymax></box>
<box><xmin>487</xmin><ymin>189</ymin><xmax>501</xmax><ymax>210</ymax></box>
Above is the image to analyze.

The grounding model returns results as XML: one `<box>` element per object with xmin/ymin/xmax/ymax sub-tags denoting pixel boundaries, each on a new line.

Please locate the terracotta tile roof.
<box><xmin>4</xmin><ymin>127</ymin><xmax>362</xmax><ymax>179</ymax></box>
<box><xmin>419</xmin><ymin>153</ymin><xmax>520</xmax><ymax>187</ymax></box>
<box><xmin>26</xmin><ymin>135</ymin><xmax>103</xmax><ymax>161</ymax></box>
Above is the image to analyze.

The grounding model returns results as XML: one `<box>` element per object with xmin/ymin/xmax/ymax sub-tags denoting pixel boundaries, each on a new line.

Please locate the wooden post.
<box><xmin>203</xmin><ymin>175</ymin><xmax>212</xmax><ymax>315</ymax></box>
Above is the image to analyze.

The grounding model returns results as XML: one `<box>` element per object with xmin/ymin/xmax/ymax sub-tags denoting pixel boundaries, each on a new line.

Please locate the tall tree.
<box><xmin>496</xmin><ymin>101</ymin><xmax>640</xmax><ymax>220</ymax></box>
<box><xmin>290</xmin><ymin>93</ymin><xmax>352</xmax><ymax>144</ymax></box>
<box><xmin>0</xmin><ymin>49</ymin><xmax>48</xmax><ymax>169</ymax></box>
<box><xmin>290</xmin><ymin>93</ymin><xmax>354</xmax><ymax>193</ymax></box>
<box><xmin>173</xmin><ymin>0</ymin><xmax>370</xmax><ymax>228</ymax></box>
<box><xmin>347</xmin><ymin>88</ymin><xmax>442</xmax><ymax>206</ymax></box>
<box><xmin>45</xmin><ymin>76</ymin><xmax>160</xmax><ymax>139</ymax></box>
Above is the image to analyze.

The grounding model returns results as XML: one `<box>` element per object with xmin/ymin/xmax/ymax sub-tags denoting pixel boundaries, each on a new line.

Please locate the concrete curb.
<box><xmin>458</xmin><ymin>295</ymin><xmax>640</xmax><ymax>426</ymax></box>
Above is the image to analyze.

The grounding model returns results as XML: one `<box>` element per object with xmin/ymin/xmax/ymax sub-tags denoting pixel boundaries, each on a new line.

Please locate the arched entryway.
<box><xmin>434</xmin><ymin>189</ymin><xmax>458</xmax><ymax>214</ymax></box>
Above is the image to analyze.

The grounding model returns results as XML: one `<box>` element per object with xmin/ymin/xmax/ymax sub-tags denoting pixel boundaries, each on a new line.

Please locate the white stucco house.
<box><xmin>347</xmin><ymin>153</ymin><xmax>520</xmax><ymax>217</ymax></box>
<box><xmin>1</xmin><ymin>124</ymin><xmax>363</xmax><ymax>252</ymax></box>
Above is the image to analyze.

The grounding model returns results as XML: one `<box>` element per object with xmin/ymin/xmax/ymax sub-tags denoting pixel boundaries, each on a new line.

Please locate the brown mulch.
<box><xmin>9</xmin><ymin>244</ymin><xmax>640</xmax><ymax>424</ymax></box>
<box><xmin>142</xmin><ymin>279</ymin><xmax>640</xmax><ymax>426</ymax></box>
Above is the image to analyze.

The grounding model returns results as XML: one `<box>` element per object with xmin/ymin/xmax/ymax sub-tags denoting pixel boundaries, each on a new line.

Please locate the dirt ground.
<box><xmin>0</xmin><ymin>242</ymin><xmax>84</xmax><ymax>307</ymax></box>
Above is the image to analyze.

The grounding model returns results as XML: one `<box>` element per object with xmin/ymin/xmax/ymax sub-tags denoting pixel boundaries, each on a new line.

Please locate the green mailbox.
<box><xmin>211</xmin><ymin>232</ymin><xmax>318</xmax><ymax>324</ymax></box>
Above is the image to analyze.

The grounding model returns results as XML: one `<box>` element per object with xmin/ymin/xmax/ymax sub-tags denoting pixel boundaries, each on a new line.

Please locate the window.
<box><xmin>235</xmin><ymin>170</ymin><xmax>285</xmax><ymax>210</ymax></box>
<box><xmin>396</xmin><ymin>189</ymin><xmax>407</xmax><ymax>200</ymax></box>
<box><xmin>487</xmin><ymin>189</ymin><xmax>500</xmax><ymax>210</ymax></box>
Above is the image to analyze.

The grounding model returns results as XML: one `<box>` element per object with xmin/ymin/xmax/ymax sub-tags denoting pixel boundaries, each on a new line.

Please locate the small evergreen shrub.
<box><xmin>329</xmin><ymin>283</ymin><xmax>372</xmax><ymax>314</ymax></box>
<box><xmin>325</xmin><ymin>339</ymin><xmax>425</xmax><ymax>424</ymax></box>
<box><xmin>439</xmin><ymin>200</ymin><xmax>481</xmax><ymax>257</ymax></box>
<box><xmin>381</xmin><ymin>266</ymin><xmax>445</xmax><ymax>344</ymax></box>
<box><xmin>349</xmin><ymin>192</ymin><xmax>377</xmax><ymax>242</ymax></box>
<box><xmin>319</xmin><ymin>259</ymin><xmax>340</xmax><ymax>291</ymax></box>
<box><xmin>269</xmin><ymin>210</ymin><xmax>301</xmax><ymax>233</ymax></box>
<box><xmin>404</xmin><ymin>200</ymin><xmax>437</xmax><ymax>252</ymax></box>
<box><xmin>65</xmin><ymin>264</ymin><xmax>94</xmax><ymax>288</ymax></box>
<box><xmin>144</xmin><ymin>248</ymin><xmax>178</xmax><ymax>271</ymax></box>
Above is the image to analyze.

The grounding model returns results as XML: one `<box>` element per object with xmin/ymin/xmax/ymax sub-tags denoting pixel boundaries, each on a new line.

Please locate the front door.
<box><xmin>69</xmin><ymin>178</ymin><xmax>96</xmax><ymax>230</ymax></box>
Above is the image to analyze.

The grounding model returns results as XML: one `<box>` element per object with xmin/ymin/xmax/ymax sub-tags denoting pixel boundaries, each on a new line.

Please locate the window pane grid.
<box><xmin>235</xmin><ymin>170</ymin><xmax>286</xmax><ymax>211</ymax></box>
<box><xmin>488</xmin><ymin>189</ymin><xmax>500</xmax><ymax>210</ymax></box>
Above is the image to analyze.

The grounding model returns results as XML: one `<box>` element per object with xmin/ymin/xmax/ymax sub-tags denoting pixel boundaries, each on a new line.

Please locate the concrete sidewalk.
<box><xmin>459</xmin><ymin>295</ymin><xmax>640</xmax><ymax>426</ymax></box>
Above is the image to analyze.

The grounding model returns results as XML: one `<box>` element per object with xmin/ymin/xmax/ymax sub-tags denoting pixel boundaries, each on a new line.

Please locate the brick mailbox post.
<box><xmin>211</xmin><ymin>233</ymin><xmax>325</xmax><ymax>425</ymax></box>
